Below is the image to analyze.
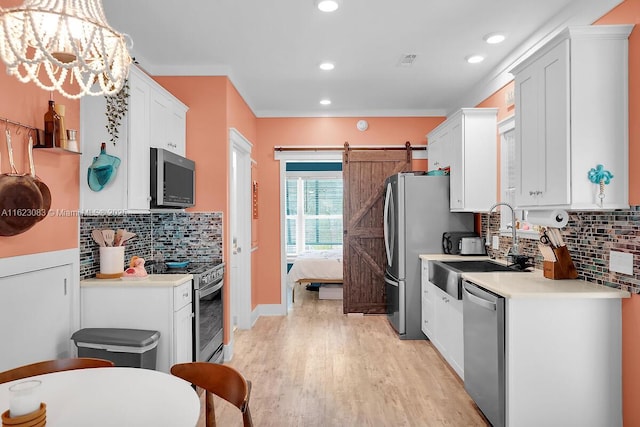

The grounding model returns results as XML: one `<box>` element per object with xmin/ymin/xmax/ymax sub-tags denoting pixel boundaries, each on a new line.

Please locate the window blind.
<box><xmin>286</xmin><ymin>176</ymin><xmax>343</xmax><ymax>255</ymax></box>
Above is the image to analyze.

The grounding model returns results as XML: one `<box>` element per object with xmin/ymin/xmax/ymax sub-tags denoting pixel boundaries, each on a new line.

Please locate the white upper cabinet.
<box><xmin>80</xmin><ymin>65</ymin><xmax>151</xmax><ymax>212</ymax></box>
<box><xmin>149</xmin><ymin>87</ymin><xmax>188</xmax><ymax>156</ymax></box>
<box><xmin>426</xmin><ymin>126</ymin><xmax>451</xmax><ymax>172</ymax></box>
<box><xmin>80</xmin><ymin>65</ymin><xmax>188</xmax><ymax>212</ymax></box>
<box><xmin>510</xmin><ymin>25</ymin><xmax>632</xmax><ymax>210</ymax></box>
<box><xmin>428</xmin><ymin>108</ymin><xmax>498</xmax><ymax>212</ymax></box>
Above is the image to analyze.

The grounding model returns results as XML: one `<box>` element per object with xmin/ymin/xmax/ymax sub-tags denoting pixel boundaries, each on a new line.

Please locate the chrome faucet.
<box><xmin>489</xmin><ymin>202</ymin><xmax>519</xmax><ymax>257</ymax></box>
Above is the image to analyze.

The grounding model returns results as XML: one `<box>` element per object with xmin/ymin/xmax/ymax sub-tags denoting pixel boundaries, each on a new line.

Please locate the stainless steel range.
<box><xmin>147</xmin><ymin>261</ymin><xmax>225</xmax><ymax>363</ymax></box>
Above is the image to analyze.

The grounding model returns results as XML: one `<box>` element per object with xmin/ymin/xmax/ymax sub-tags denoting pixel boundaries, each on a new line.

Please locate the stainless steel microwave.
<box><xmin>150</xmin><ymin>148</ymin><xmax>195</xmax><ymax>208</ymax></box>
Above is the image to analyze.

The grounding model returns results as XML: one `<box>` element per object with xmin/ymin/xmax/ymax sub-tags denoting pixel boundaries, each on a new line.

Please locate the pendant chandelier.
<box><xmin>0</xmin><ymin>0</ymin><xmax>131</xmax><ymax>99</ymax></box>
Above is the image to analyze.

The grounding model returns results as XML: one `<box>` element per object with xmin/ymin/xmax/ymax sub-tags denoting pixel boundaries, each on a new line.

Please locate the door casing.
<box><xmin>228</xmin><ymin>128</ymin><xmax>253</xmax><ymax>352</ymax></box>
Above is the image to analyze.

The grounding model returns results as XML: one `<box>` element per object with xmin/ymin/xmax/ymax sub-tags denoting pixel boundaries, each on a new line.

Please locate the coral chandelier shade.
<box><xmin>0</xmin><ymin>0</ymin><xmax>132</xmax><ymax>99</ymax></box>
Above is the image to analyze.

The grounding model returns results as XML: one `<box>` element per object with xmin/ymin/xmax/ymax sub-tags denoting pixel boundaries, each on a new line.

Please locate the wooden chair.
<box><xmin>0</xmin><ymin>357</ymin><xmax>115</xmax><ymax>384</ymax></box>
<box><xmin>171</xmin><ymin>362</ymin><xmax>253</xmax><ymax>427</ymax></box>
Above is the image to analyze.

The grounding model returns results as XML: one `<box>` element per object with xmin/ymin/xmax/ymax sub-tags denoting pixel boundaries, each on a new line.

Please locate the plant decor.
<box><xmin>105</xmin><ymin>79</ymin><xmax>130</xmax><ymax>144</ymax></box>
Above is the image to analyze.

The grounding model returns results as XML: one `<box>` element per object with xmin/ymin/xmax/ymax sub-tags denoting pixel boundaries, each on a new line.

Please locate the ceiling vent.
<box><xmin>397</xmin><ymin>54</ymin><xmax>417</xmax><ymax>67</ymax></box>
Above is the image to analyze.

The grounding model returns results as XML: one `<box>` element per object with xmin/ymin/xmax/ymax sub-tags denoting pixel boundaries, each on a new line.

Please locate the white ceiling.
<box><xmin>102</xmin><ymin>0</ymin><xmax>622</xmax><ymax>118</ymax></box>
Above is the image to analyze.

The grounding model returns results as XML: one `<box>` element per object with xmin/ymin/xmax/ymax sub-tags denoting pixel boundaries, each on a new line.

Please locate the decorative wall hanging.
<box><xmin>105</xmin><ymin>79</ymin><xmax>130</xmax><ymax>145</ymax></box>
<box><xmin>87</xmin><ymin>142</ymin><xmax>121</xmax><ymax>192</ymax></box>
<box><xmin>588</xmin><ymin>164</ymin><xmax>613</xmax><ymax>207</ymax></box>
<box><xmin>252</xmin><ymin>181</ymin><xmax>259</xmax><ymax>219</ymax></box>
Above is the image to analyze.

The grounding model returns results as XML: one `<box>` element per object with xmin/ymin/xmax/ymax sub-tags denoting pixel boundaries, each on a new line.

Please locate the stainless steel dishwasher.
<box><xmin>462</xmin><ymin>280</ymin><xmax>505</xmax><ymax>427</ymax></box>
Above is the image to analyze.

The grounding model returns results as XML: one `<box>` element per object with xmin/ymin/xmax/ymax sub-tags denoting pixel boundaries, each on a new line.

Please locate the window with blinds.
<box><xmin>501</xmin><ymin>127</ymin><xmax>517</xmax><ymax>211</ymax></box>
<box><xmin>285</xmin><ymin>172</ymin><xmax>343</xmax><ymax>256</ymax></box>
<box><xmin>499</xmin><ymin>118</ymin><xmax>530</xmax><ymax>233</ymax></box>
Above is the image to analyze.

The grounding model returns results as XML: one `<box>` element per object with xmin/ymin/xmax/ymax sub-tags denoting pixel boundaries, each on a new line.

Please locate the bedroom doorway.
<box><xmin>276</xmin><ymin>150</ymin><xmax>343</xmax><ymax>312</ymax></box>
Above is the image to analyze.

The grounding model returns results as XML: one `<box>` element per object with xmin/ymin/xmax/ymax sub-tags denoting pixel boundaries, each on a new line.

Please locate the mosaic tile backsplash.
<box><xmin>481</xmin><ymin>206</ymin><xmax>640</xmax><ymax>294</ymax></box>
<box><xmin>80</xmin><ymin>212</ymin><xmax>223</xmax><ymax>279</ymax></box>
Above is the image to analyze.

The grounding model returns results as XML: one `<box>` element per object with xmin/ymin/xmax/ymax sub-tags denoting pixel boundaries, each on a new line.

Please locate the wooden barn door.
<box><xmin>342</xmin><ymin>144</ymin><xmax>412</xmax><ymax>314</ymax></box>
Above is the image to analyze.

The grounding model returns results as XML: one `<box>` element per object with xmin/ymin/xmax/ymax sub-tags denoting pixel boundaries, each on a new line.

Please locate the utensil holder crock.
<box><xmin>99</xmin><ymin>246</ymin><xmax>125</xmax><ymax>275</ymax></box>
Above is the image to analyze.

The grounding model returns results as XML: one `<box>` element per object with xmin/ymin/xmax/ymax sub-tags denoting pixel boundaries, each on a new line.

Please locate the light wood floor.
<box><xmin>198</xmin><ymin>286</ymin><xmax>489</xmax><ymax>426</ymax></box>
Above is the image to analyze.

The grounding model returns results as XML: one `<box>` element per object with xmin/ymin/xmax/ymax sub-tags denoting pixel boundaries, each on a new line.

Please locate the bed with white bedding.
<box><xmin>287</xmin><ymin>249</ymin><xmax>343</xmax><ymax>299</ymax></box>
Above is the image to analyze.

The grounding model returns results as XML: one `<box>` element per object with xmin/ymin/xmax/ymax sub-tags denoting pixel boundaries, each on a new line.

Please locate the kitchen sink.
<box><xmin>439</xmin><ymin>260</ymin><xmax>516</xmax><ymax>272</ymax></box>
<box><xmin>428</xmin><ymin>259</ymin><xmax>526</xmax><ymax>299</ymax></box>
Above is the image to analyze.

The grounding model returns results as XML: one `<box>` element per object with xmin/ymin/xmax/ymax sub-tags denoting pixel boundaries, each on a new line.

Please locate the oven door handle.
<box><xmin>199</xmin><ymin>280</ymin><xmax>223</xmax><ymax>298</ymax></box>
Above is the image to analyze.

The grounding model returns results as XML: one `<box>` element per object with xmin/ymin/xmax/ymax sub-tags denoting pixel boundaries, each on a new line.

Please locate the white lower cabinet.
<box><xmin>173</xmin><ymin>285</ymin><xmax>194</xmax><ymax>365</ymax></box>
<box><xmin>430</xmin><ymin>284</ymin><xmax>464</xmax><ymax>379</ymax></box>
<box><xmin>505</xmin><ymin>297</ymin><xmax>622</xmax><ymax>426</ymax></box>
<box><xmin>80</xmin><ymin>279</ymin><xmax>193</xmax><ymax>373</ymax></box>
<box><xmin>0</xmin><ymin>263</ymin><xmax>76</xmax><ymax>371</ymax></box>
<box><xmin>421</xmin><ymin>262</ymin><xmax>435</xmax><ymax>339</ymax></box>
<box><xmin>420</xmin><ymin>260</ymin><xmax>464</xmax><ymax>379</ymax></box>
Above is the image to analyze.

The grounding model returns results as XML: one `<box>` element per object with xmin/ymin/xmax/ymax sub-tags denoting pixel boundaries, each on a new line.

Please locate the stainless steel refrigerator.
<box><xmin>383</xmin><ymin>172</ymin><xmax>474</xmax><ymax>339</ymax></box>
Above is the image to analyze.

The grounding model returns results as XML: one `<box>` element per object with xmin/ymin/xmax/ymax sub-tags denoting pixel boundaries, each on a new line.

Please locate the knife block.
<box><xmin>543</xmin><ymin>246</ymin><xmax>578</xmax><ymax>279</ymax></box>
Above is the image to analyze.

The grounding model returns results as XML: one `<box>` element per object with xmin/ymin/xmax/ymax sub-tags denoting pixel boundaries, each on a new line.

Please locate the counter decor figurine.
<box><xmin>122</xmin><ymin>256</ymin><xmax>148</xmax><ymax>279</ymax></box>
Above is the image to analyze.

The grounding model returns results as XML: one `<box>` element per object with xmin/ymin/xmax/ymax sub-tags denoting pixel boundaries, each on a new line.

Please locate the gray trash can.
<box><xmin>71</xmin><ymin>328</ymin><xmax>160</xmax><ymax>369</ymax></box>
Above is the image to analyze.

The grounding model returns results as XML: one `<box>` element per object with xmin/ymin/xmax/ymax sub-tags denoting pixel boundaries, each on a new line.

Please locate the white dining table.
<box><xmin>0</xmin><ymin>367</ymin><xmax>200</xmax><ymax>426</ymax></box>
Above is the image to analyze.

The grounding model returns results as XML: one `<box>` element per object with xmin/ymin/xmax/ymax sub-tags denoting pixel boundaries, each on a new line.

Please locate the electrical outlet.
<box><xmin>610</xmin><ymin>250</ymin><xmax>633</xmax><ymax>275</ymax></box>
<box><xmin>492</xmin><ymin>235</ymin><xmax>500</xmax><ymax>250</ymax></box>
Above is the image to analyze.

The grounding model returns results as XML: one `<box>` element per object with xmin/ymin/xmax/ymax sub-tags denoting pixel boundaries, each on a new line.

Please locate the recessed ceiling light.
<box><xmin>316</xmin><ymin>0</ymin><xmax>340</xmax><ymax>12</ymax></box>
<box><xmin>320</xmin><ymin>99</ymin><xmax>332</xmax><ymax>105</ymax></box>
<box><xmin>484</xmin><ymin>33</ymin><xmax>506</xmax><ymax>44</ymax></box>
<box><xmin>319</xmin><ymin>62</ymin><xmax>335</xmax><ymax>71</ymax></box>
<box><xmin>466</xmin><ymin>55</ymin><xmax>485</xmax><ymax>64</ymax></box>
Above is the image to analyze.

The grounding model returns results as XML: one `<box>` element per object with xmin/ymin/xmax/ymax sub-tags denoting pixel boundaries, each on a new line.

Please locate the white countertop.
<box><xmin>419</xmin><ymin>254</ymin><xmax>492</xmax><ymax>262</ymax></box>
<box><xmin>419</xmin><ymin>254</ymin><xmax>630</xmax><ymax>299</ymax></box>
<box><xmin>81</xmin><ymin>274</ymin><xmax>193</xmax><ymax>288</ymax></box>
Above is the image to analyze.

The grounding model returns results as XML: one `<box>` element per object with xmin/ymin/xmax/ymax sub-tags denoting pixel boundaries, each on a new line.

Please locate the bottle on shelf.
<box><xmin>54</xmin><ymin>104</ymin><xmax>67</xmax><ymax>149</ymax></box>
<box><xmin>43</xmin><ymin>100</ymin><xmax>60</xmax><ymax>148</ymax></box>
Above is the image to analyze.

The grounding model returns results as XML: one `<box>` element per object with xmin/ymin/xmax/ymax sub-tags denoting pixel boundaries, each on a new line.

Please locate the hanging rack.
<box><xmin>1</xmin><ymin>117</ymin><xmax>38</xmax><ymax>133</ymax></box>
<box><xmin>274</xmin><ymin>141</ymin><xmax>427</xmax><ymax>152</ymax></box>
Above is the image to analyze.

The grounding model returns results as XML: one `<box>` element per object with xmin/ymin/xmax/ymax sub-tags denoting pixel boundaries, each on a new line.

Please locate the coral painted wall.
<box><xmin>622</xmin><ymin>295</ymin><xmax>640</xmax><ymax>426</ymax></box>
<box><xmin>254</xmin><ymin>117</ymin><xmax>443</xmax><ymax>305</ymax></box>
<box><xmin>0</xmin><ymin>64</ymin><xmax>80</xmax><ymax>257</ymax></box>
<box><xmin>153</xmin><ymin>76</ymin><xmax>229</xmax><ymax>213</ymax></box>
<box><xmin>476</xmin><ymin>82</ymin><xmax>515</xmax><ymax>123</ymax></box>
<box><xmin>226</xmin><ymin>82</ymin><xmax>258</xmax><ymax>144</ymax></box>
<box><xmin>154</xmin><ymin>75</ymin><xmax>259</xmax><ymax>341</ymax></box>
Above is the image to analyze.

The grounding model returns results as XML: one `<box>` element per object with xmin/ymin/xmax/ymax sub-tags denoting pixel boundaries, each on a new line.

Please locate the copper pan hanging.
<box><xmin>28</xmin><ymin>132</ymin><xmax>52</xmax><ymax>222</ymax></box>
<box><xmin>0</xmin><ymin>127</ymin><xmax>45</xmax><ymax>236</ymax></box>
